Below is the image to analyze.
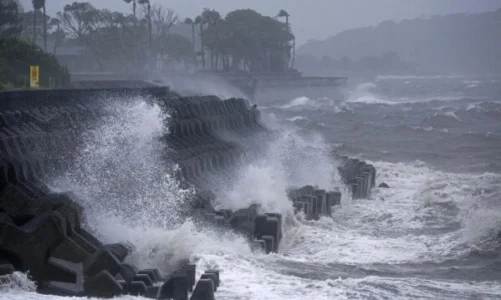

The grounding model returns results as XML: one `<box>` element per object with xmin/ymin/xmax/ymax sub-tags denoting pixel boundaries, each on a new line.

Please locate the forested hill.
<box><xmin>297</xmin><ymin>8</ymin><xmax>501</xmax><ymax>74</ymax></box>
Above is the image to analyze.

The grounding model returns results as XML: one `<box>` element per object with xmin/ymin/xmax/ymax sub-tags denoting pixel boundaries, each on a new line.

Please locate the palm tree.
<box><xmin>123</xmin><ymin>0</ymin><xmax>138</xmax><ymax>20</ymax></box>
<box><xmin>31</xmin><ymin>2</ymin><xmax>36</xmax><ymax>43</ymax></box>
<box><xmin>277</xmin><ymin>9</ymin><xmax>289</xmax><ymax>27</ymax></box>
<box><xmin>277</xmin><ymin>9</ymin><xmax>292</xmax><ymax>71</ymax></box>
<box><xmin>32</xmin><ymin>0</ymin><xmax>44</xmax><ymax>44</ymax></box>
<box><xmin>138</xmin><ymin>0</ymin><xmax>151</xmax><ymax>55</ymax></box>
<box><xmin>42</xmin><ymin>0</ymin><xmax>47</xmax><ymax>52</ymax></box>
<box><xmin>184</xmin><ymin>18</ymin><xmax>195</xmax><ymax>53</ymax></box>
<box><xmin>49</xmin><ymin>19</ymin><xmax>64</xmax><ymax>47</ymax></box>
<box><xmin>194</xmin><ymin>15</ymin><xmax>204</xmax><ymax>69</ymax></box>
<box><xmin>200</xmin><ymin>9</ymin><xmax>221</xmax><ymax>70</ymax></box>
<box><xmin>123</xmin><ymin>0</ymin><xmax>138</xmax><ymax>66</ymax></box>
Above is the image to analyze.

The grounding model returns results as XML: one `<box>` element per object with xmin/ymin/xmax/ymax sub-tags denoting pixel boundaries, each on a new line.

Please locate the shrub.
<box><xmin>0</xmin><ymin>38</ymin><xmax>70</xmax><ymax>88</ymax></box>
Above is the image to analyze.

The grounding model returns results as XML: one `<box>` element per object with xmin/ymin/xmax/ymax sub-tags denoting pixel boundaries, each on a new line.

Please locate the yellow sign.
<box><xmin>30</xmin><ymin>66</ymin><xmax>39</xmax><ymax>88</ymax></box>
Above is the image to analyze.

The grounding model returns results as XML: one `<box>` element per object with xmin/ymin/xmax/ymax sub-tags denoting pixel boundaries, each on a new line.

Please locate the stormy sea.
<box><xmin>2</xmin><ymin>74</ymin><xmax>501</xmax><ymax>300</ymax></box>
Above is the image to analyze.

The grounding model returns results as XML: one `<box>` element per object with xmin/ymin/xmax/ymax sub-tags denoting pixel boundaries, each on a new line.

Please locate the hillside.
<box><xmin>297</xmin><ymin>8</ymin><xmax>501</xmax><ymax>74</ymax></box>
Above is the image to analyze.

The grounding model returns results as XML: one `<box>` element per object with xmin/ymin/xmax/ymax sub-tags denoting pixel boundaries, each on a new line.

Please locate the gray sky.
<box><xmin>20</xmin><ymin>0</ymin><xmax>501</xmax><ymax>45</ymax></box>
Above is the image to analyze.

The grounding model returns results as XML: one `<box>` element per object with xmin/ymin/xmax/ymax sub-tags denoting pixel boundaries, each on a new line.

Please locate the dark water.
<box><xmin>254</xmin><ymin>74</ymin><xmax>501</xmax><ymax>299</ymax></box>
<box><xmin>263</xmin><ymin>75</ymin><xmax>501</xmax><ymax>174</ymax></box>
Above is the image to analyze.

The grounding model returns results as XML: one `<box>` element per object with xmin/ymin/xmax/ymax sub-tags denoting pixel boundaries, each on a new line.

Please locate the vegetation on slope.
<box><xmin>298</xmin><ymin>8</ymin><xmax>501</xmax><ymax>74</ymax></box>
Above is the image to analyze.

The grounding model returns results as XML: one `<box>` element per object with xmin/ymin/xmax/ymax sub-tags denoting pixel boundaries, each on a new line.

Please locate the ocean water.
<box><xmin>2</xmin><ymin>74</ymin><xmax>501</xmax><ymax>300</ymax></box>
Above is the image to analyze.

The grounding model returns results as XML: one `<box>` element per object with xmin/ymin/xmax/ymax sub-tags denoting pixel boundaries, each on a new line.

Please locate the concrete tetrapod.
<box><xmin>0</xmin><ymin>86</ymin><xmax>380</xmax><ymax>300</ymax></box>
<box><xmin>288</xmin><ymin>185</ymin><xmax>347</xmax><ymax>219</ymax></box>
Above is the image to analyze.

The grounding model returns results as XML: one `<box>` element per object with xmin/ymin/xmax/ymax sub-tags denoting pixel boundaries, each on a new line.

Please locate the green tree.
<box><xmin>56</xmin><ymin>2</ymin><xmax>103</xmax><ymax>69</ymax></box>
<box><xmin>32</xmin><ymin>0</ymin><xmax>44</xmax><ymax>43</ymax></box>
<box><xmin>0</xmin><ymin>38</ymin><xmax>70</xmax><ymax>89</ymax></box>
<box><xmin>21</xmin><ymin>10</ymin><xmax>52</xmax><ymax>36</ymax></box>
<box><xmin>92</xmin><ymin>9</ymin><xmax>129</xmax><ymax>66</ymax></box>
<box><xmin>146</xmin><ymin>4</ymin><xmax>177</xmax><ymax>66</ymax></box>
<box><xmin>123</xmin><ymin>0</ymin><xmax>139</xmax><ymax>66</ymax></box>
<box><xmin>277</xmin><ymin>9</ymin><xmax>289</xmax><ymax>26</ymax></box>
<box><xmin>200</xmin><ymin>9</ymin><xmax>221</xmax><ymax>70</ymax></box>
<box><xmin>200</xmin><ymin>9</ymin><xmax>294</xmax><ymax>72</ymax></box>
<box><xmin>57</xmin><ymin>2</ymin><xmax>98</xmax><ymax>39</ymax></box>
<box><xmin>194</xmin><ymin>15</ymin><xmax>204</xmax><ymax>68</ymax></box>
<box><xmin>0</xmin><ymin>0</ymin><xmax>22</xmax><ymax>37</ymax></box>
<box><xmin>48</xmin><ymin>18</ymin><xmax>65</xmax><ymax>46</ymax></box>
<box><xmin>123</xmin><ymin>0</ymin><xmax>138</xmax><ymax>20</ymax></box>
<box><xmin>138</xmin><ymin>0</ymin><xmax>151</xmax><ymax>54</ymax></box>
<box><xmin>42</xmin><ymin>0</ymin><xmax>47</xmax><ymax>51</ymax></box>
<box><xmin>161</xmin><ymin>34</ymin><xmax>195</xmax><ymax>65</ymax></box>
<box><xmin>277</xmin><ymin>9</ymin><xmax>293</xmax><ymax>69</ymax></box>
<box><xmin>53</xmin><ymin>2</ymin><xmax>176</xmax><ymax>72</ymax></box>
<box><xmin>184</xmin><ymin>17</ymin><xmax>195</xmax><ymax>53</ymax></box>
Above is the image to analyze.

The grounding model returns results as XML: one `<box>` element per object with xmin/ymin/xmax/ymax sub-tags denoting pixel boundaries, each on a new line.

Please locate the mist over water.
<box><xmin>215</xmin><ymin>128</ymin><xmax>343</xmax><ymax>216</ymax></box>
<box><xmin>156</xmin><ymin>74</ymin><xmax>249</xmax><ymax>99</ymax></box>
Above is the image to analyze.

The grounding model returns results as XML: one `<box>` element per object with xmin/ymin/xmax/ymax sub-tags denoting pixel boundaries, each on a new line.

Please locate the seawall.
<box><xmin>0</xmin><ymin>86</ymin><xmax>376</xmax><ymax>299</ymax></box>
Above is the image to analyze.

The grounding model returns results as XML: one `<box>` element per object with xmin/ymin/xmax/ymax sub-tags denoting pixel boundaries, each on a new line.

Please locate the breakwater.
<box><xmin>0</xmin><ymin>86</ymin><xmax>376</xmax><ymax>299</ymax></box>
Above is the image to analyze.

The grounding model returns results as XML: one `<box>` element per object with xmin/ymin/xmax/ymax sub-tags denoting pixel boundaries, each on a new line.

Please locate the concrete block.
<box><xmin>104</xmin><ymin>243</ymin><xmax>129</xmax><ymax>262</ymax></box>
<box><xmin>76</xmin><ymin>228</ymin><xmax>103</xmax><ymax>250</ymax></box>
<box><xmin>327</xmin><ymin>191</ymin><xmax>342</xmax><ymax>206</ymax></box>
<box><xmin>265</xmin><ymin>213</ymin><xmax>282</xmax><ymax>241</ymax></box>
<box><xmin>43</xmin><ymin>257</ymin><xmax>84</xmax><ymax>296</ymax></box>
<box><xmin>351</xmin><ymin>183</ymin><xmax>358</xmax><ymax>199</ymax></box>
<box><xmin>118</xmin><ymin>264</ymin><xmax>137</xmax><ymax>282</ymax></box>
<box><xmin>83</xmin><ymin>248</ymin><xmax>121</xmax><ymax>277</ymax></box>
<box><xmin>190</xmin><ymin>279</ymin><xmax>214</xmax><ymax>300</ymax></box>
<box><xmin>204</xmin><ymin>269</ymin><xmax>220</xmax><ymax>288</ymax></box>
<box><xmin>230</xmin><ymin>213</ymin><xmax>255</xmax><ymax>239</ymax></box>
<box><xmin>0</xmin><ymin>183</ymin><xmax>32</xmax><ymax>215</ymax></box>
<box><xmin>314</xmin><ymin>190</ymin><xmax>327</xmax><ymax>216</ymax></box>
<box><xmin>84</xmin><ymin>270</ymin><xmax>123</xmax><ymax>298</ymax></box>
<box><xmin>50</xmin><ymin>235</ymin><xmax>90</xmax><ymax>263</ymax></box>
<box><xmin>129</xmin><ymin>280</ymin><xmax>148</xmax><ymax>296</ymax></box>
<box><xmin>0</xmin><ymin>212</ymin><xmax>69</xmax><ymax>281</ymax></box>
<box><xmin>355</xmin><ymin>177</ymin><xmax>364</xmax><ymax>199</ymax></box>
<box><xmin>133</xmin><ymin>273</ymin><xmax>153</xmax><ymax>287</ymax></box>
<box><xmin>200</xmin><ymin>272</ymin><xmax>218</xmax><ymax>291</ymax></box>
<box><xmin>362</xmin><ymin>172</ymin><xmax>371</xmax><ymax>198</ymax></box>
<box><xmin>261</xmin><ymin>235</ymin><xmax>275</xmax><ymax>254</ymax></box>
<box><xmin>49</xmin><ymin>193</ymin><xmax>84</xmax><ymax>228</ymax></box>
<box><xmin>146</xmin><ymin>286</ymin><xmax>160</xmax><ymax>298</ymax></box>
<box><xmin>255</xmin><ymin>215</ymin><xmax>281</xmax><ymax>252</ymax></box>
<box><xmin>300</xmin><ymin>195</ymin><xmax>317</xmax><ymax>220</ymax></box>
<box><xmin>367</xmin><ymin>165</ymin><xmax>376</xmax><ymax>187</ymax></box>
<box><xmin>138</xmin><ymin>268</ymin><xmax>162</xmax><ymax>283</ymax></box>
<box><xmin>182</xmin><ymin>264</ymin><xmax>196</xmax><ymax>291</ymax></box>
<box><xmin>216</xmin><ymin>209</ymin><xmax>233</xmax><ymax>220</ymax></box>
<box><xmin>298</xmin><ymin>185</ymin><xmax>315</xmax><ymax>196</ymax></box>
<box><xmin>158</xmin><ymin>269</ymin><xmax>188</xmax><ymax>300</ymax></box>
<box><xmin>252</xmin><ymin>239</ymin><xmax>266</xmax><ymax>253</ymax></box>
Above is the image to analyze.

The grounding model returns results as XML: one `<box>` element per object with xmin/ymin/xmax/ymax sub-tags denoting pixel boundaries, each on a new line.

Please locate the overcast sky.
<box><xmin>19</xmin><ymin>0</ymin><xmax>501</xmax><ymax>45</ymax></box>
